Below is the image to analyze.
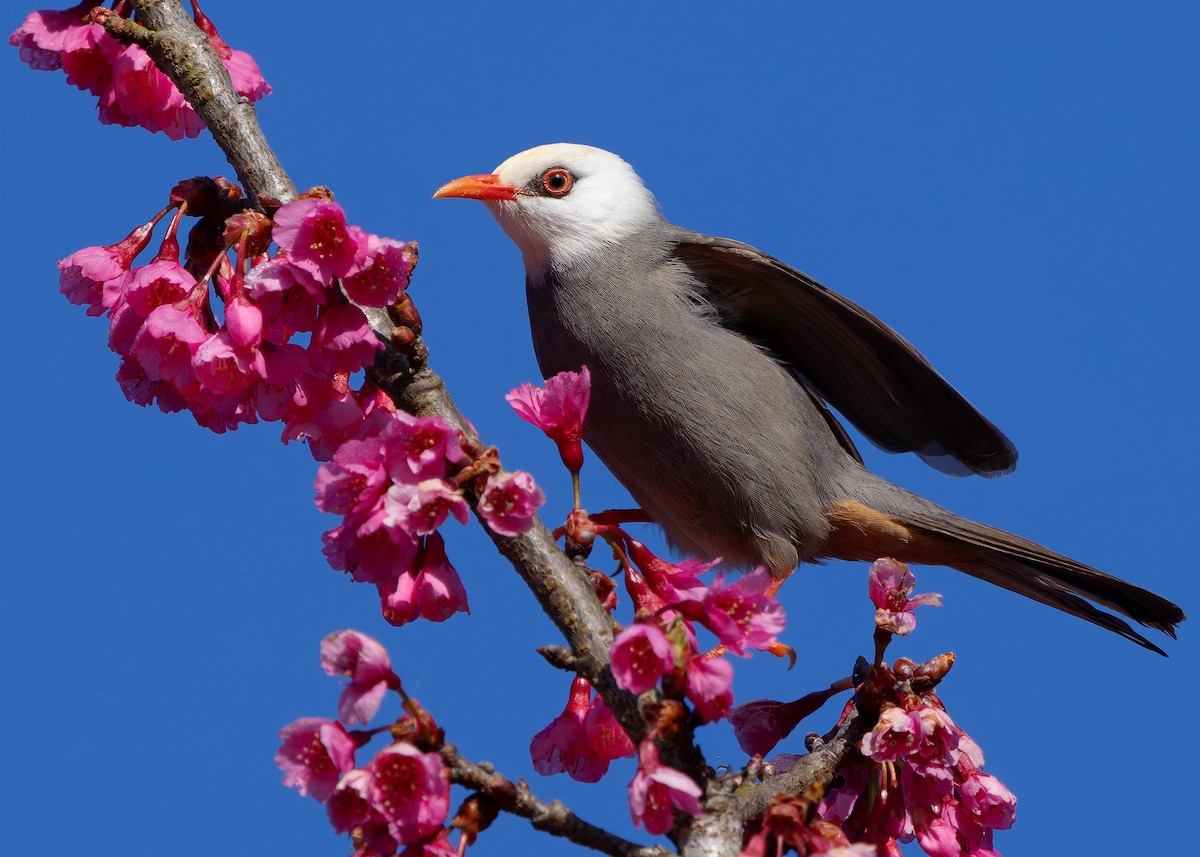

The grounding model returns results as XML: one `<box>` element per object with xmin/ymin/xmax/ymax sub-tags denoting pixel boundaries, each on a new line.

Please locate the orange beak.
<box><xmin>432</xmin><ymin>174</ymin><xmax>519</xmax><ymax>201</ymax></box>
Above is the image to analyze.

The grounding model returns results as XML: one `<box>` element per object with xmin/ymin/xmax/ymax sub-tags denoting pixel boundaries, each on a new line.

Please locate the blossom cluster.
<box><xmin>729</xmin><ymin>558</ymin><xmax>942</xmax><ymax>757</ymax></box>
<box><xmin>315</xmin><ymin>410</ymin><xmax>544</xmax><ymax>624</ymax></box>
<box><xmin>10</xmin><ymin>1</ymin><xmax>269</xmax><ymax>139</ymax></box>
<box><xmin>58</xmin><ymin>178</ymin><xmax>413</xmax><ymax>448</ymax></box>
<box><xmin>607</xmin><ymin>559</ymin><xmax>789</xmax><ymax>832</ymax></box>
<box><xmin>821</xmin><ymin>691</ymin><xmax>1016</xmax><ymax>857</ymax></box>
<box><xmin>720</xmin><ymin>561</ymin><xmax>1015</xmax><ymax>855</ymax></box>
<box><xmin>58</xmin><ymin>174</ymin><xmax>544</xmax><ymax>623</ymax></box>
<box><xmin>277</xmin><ymin>630</ymin><xmax>455</xmax><ymax>857</ymax></box>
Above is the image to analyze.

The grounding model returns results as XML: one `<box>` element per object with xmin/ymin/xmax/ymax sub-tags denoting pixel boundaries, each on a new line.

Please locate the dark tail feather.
<box><xmin>896</xmin><ymin>512</ymin><xmax>1186</xmax><ymax>656</ymax></box>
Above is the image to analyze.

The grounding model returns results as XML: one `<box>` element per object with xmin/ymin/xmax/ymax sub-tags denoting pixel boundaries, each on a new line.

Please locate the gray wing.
<box><xmin>671</xmin><ymin>234</ymin><xmax>1018</xmax><ymax>477</ymax></box>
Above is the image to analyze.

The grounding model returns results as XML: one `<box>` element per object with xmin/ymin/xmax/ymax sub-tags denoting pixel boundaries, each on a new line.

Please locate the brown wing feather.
<box><xmin>671</xmin><ymin>236</ymin><xmax>1018</xmax><ymax>477</ymax></box>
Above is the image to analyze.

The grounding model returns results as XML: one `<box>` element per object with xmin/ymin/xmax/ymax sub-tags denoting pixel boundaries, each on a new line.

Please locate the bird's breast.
<box><xmin>524</xmin><ymin>248</ymin><xmax>841</xmax><ymax>572</ymax></box>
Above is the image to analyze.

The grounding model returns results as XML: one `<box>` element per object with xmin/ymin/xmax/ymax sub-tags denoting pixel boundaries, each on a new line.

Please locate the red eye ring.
<box><xmin>542</xmin><ymin>168</ymin><xmax>574</xmax><ymax>196</ymax></box>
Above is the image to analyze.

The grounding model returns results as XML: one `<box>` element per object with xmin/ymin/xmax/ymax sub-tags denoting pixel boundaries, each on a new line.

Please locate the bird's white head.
<box><xmin>433</xmin><ymin>143</ymin><xmax>660</xmax><ymax>273</ymax></box>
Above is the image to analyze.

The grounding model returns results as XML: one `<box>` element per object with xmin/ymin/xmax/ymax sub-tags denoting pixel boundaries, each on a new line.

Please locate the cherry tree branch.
<box><xmin>443</xmin><ymin>745</ymin><xmax>672</xmax><ymax>857</ymax></box>
<box><xmin>120</xmin><ymin>0</ymin><xmax>646</xmax><ymax>745</ymax></box>
<box><xmin>101</xmin><ymin>0</ymin><xmax>294</xmax><ymax>203</ymax></box>
<box><xmin>733</xmin><ymin>705</ymin><xmax>866</xmax><ymax>823</ymax></box>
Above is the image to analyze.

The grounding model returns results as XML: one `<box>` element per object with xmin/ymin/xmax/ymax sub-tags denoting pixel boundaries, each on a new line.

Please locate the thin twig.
<box><xmin>443</xmin><ymin>745</ymin><xmax>672</xmax><ymax>857</ymax></box>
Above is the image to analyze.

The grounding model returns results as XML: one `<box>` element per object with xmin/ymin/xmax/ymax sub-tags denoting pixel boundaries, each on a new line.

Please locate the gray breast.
<box><xmin>523</xmin><ymin>225</ymin><xmax>846</xmax><ymax>573</ymax></box>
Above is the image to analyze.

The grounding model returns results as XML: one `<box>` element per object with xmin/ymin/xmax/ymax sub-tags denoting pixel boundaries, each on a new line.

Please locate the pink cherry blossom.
<box><xmin>224</xmin><ymin>294</ymin><xmax>263</xmax><ymax>348</ymax></box>
<box><xmin>860</xmin><ymin>706</ymin><xmax>923</xmax><ymax>763</ymax></box>
<box><xmin>583</xmin><ymin>693</ymin><xmax>634</xmax><ymax>762</ymax></box>
<box><xmin>60</xmin><ymin>20</ymin><xmax>118</xmax><ymax>94</ymax></box>
<box><xmin>684</xmin><ymin>655</ymin><xmax>734</xmax><ymax>723</ymax></box>
<box><xmin>14</xmin><ymin>3</ymin><xmax>268</xmax><ymax>137</ymax></box>
<box><xmin>381</xmin><ymin>411</ymin><xmax>466</xmax><ymax>483</ymax></box>
<box><xmin>695</xmin><ymin>569</ymin><xmax>786</xmax><ymax>656</ymax></box>
<box><xmin>188</xmin><ymin>0</ymin><xmax>271</xmax><ymax>102</ymax></box>
<box><xmin>625</xmin><ymin>537</ymin><xmax>712</xmax><ymax>603</ymax></box>
<box><xmin>477</xmin><ymin>470</ymin><xmax>545</xmax><ymax>537</ymax></box>
<box><xmin>8</xmin><ymin>4</ymin><xmax>91</xmax><ymax>70</ymax></box>
<box><xmin>529</xmin><ymin>677</ymin><xmax>609</xmax><ymax>783</ymax></box>
<box><xmin>506</xmin><ymin>366</ymin><xmax>590</xmax><ymax>473</ymax></box>
<box><xmin>116</xmin><ymin>355</ymin><xmax>159</xmax><ymax>407</ymax></box>
<box><xmin>122</xmin><ymin>258</ymin><xmax>197</xmax><ymax>317</ymax></box>
<box><xmin>364</xmin><ymin>742</ymin><xmax>449</xmax><ymax>845</ymax></box>
<box><xmin>111</xmin><ymin>43</ymin><xmax>205</xmax><ymax>139</ymax></box>
<box><xmin>376</xmin><ymin>571</ymin><xmax>428</xmax><ymax>630</ymax></box>
<box><xmin>828</xmin><ymin>696</ymin><xmax>1017</xmax><ymax>855</ymax></box>
<box><xmin>131</xmin><ymin>304</ymin><xmax>208</xmax><ymax>387</ymax></box>
<box><xmin>315</xmin><ymin>437</ymin><xmax>389</xmax><ymax>518</ymax></box>
<box><xmin>327</xmin><ymin>770</ymin><xmax>390</xmax><ymax>844</ymax></box>
<box><xmin>275</xmin><ymin>717</ymin><xmax>357</xmax><ymax>802</ymax></box>
<box><xmin>611</xmin><ymin>622</ymin><xmax>675</xmax><ymax>694</ymax></box>
<box><xmin>342</xmin><ymin>236</ymin><xmax>417</xmax><ymax>307</ymax></box>
<box><xmin>320</xmin><ymin>629</ymin><xmax>398</xmax><ymax>727</ymax></box>
<box><xmin>868</xmin><ymin>558</ymin><xmax>942</xmax><ymax>636</ymax></box>
<box><xmin>628</xmin><ymin>740</ymin><xmax>704</xmax><ymax>835</ymax></box>
<box><xmin>272</xmin><ymin>198</ymin><xmax>367</xmax><ymax>282</ymax></box>
<box><xmin>960</xmin><ymin>772</ymin><xmax>1016</xmax><ymax>831</ymax></box>
<box><xmin>59</xmin><ymin>245</ymin><xmax>125</xmax><ymax>315</ymax></box>
<box><xmin>385</xmin><ymin>479</ymin><xmax>470</xmax><ymax>536</ymax></box>
<box><xmin>284</xmin><ymin>372</ymin><xmax>370</xmax><ymax>461</ymax></box>
<box><xmin>310</xmin><ymin>302</ymin><xmax>381</xmax><ymax>375</ymax></box>
<box><xmin>622</xmin><ymin>561</ymin><xmax>669</xmax><ymax>615</ymax></box>
<box><xmin>107</xmin><ymin>299</ymin><xmax>146</xmax><ymax>356</ymax></box>
<box><xmin>323</xmin><ymin>519</ymin><xmax>420</xmax><ymax>590</ymax></box>
<box><xmin>193</xmin><ymin>328</ymin><xmax>266</xmax><ymax>395</ymax></box>
<box><xmin>252</xmin><ymin>343</ymin><xmax>310</xmax><ymax>421</ymax></box>
<box><xmin>412</xmin><ymin>533</ymin><xmax>469</xmax><ymax>622</ymax></box>
<box><xmin>246</xmin><ymin>255</ymin><xmax>325</xmax><ymax>337</ymax></box>
<box><xmin>58</xmin><ymin>218</ymin><xmax>157</xmax><ymax>316</ymax></box>
<box><xmin>729</xmin><ymin>698</ymin><xmax>801</xmax><ymax>758</ymax></box>
<box><xmin>221</xmin><ymin>46</ymin><xmax>271</xmax><ymax>101</ymax></box>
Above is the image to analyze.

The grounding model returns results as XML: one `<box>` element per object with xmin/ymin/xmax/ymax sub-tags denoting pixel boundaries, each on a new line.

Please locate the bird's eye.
<box><xmin>541</xmin><ymin>168</ymin><xmax>574</xmax><ymax>197</ymax></box>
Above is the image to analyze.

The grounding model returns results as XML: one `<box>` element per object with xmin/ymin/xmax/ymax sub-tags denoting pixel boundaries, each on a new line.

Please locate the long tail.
<box><xmin>821</xmin><ymin>491</ymin><xmax>1185</xmax><ymax>655</ymax></box>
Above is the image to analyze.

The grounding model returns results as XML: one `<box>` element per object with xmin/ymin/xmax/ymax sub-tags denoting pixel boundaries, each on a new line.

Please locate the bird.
<box><xmin>433</xmin><ymin>143</ymin><xmax>1184</xmax><ymax>654</ymax></box>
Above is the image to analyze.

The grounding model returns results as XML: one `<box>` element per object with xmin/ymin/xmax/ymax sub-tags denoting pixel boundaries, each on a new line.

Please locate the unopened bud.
<box><xmin>565</xmin><ymin>509</ymin><xmax>596</xmax><ymax>550</ymax></box>
<box><xmin>390</xmin><ymin>326</ymin><xmax>416</xmax><ymax>350</ymax></box>
<box><xmin>388</xmin><ymin>292</ymin><xmax>423</xmax><ymax>333</ymax></box>
<box><xmin>297</xmin><ymin>185</ymin><xmax>335</xmax><ymax>201</ymax></box>
<box><xmin>170</xmin><ymin>177</ymin><xmax>220</xmax><ymax>216</ymax></box>
<box><xmin>223</xmin><ymin>210</ymin><xmax>273</xmax><ymax>257</ymax></box>
<box><xmin>212</xmin><ymin>176</ymin><xmax>244</xmax><ymax>202</ymax></box>
<box><xmin>391</xmin><ymin>699</ymin><xmax>444</xmax><ymax>750</ymax></box>
<box><xmin>911</xmin><ymin>652</ymin><xmax>956</xmax><ymax>691</ymax></box>
<box><xmin>452</xmin><ymin>793</ymin><xmax>502</xmax><ymax>846</ymax></box>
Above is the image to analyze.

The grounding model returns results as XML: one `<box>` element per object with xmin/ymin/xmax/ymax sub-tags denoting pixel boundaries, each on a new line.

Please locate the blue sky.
<box><xmin>2</xmin><ymin>2</ymin><xmax>1196</xmax><ymax>855</ymax></box>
